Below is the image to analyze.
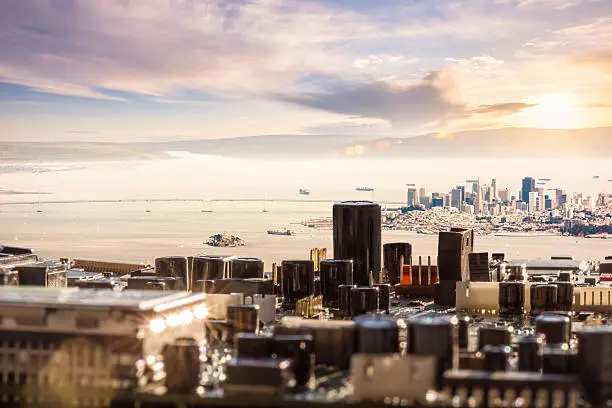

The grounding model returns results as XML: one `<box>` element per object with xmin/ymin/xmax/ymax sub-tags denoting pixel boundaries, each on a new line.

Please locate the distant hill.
<box><xmin>1</xmin><ymin>127</ymin><xmax>611</xmax><ymax>163</ymax></box>
<box><xmin>357</xmin><ymin>127</ymin><xmax>612</xmax><ymax>158</ymax></box>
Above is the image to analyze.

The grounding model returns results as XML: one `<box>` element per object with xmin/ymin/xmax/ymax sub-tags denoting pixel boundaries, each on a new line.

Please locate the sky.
<box><xmin>1</xmin><ymin>0</ymin><xmax>612</xmax><ymax>142</ymax></box>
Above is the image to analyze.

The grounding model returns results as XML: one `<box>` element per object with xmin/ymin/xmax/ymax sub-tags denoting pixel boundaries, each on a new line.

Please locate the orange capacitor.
<box><xmin>406</xmin><ymin>256</ymin><xmax>440</xmax><ymax>286</ymax></box>
<box><xmin>401</xmin><ymin>264</ymin><xmax>412</xmax><ymax>285</ymax></box>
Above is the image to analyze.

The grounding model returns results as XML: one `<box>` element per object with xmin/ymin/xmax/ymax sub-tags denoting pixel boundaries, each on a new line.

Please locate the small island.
<box><xmin>206</xmin><ymin>233</ymin><xmax>246</xmax><ymax>247</ymax></box>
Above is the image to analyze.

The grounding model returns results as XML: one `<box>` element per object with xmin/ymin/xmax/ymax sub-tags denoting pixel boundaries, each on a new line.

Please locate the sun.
<box><xmin>519</xmin><ymin>93</ymin><xmax>584</xmax><ymax>129</ymax></box>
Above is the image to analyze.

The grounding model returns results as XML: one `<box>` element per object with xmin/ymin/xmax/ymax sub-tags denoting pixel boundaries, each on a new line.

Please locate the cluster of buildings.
<box><xmin>400</xmin><ymin>177</ymin><xmax>612</xmax><ymax>236</ymax></box>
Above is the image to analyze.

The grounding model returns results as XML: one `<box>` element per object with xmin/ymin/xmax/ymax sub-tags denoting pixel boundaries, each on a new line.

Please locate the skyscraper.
<box><xmin>406</xmin><ymin>187</ymin><xmax>418</xmax><ymax>207</ymax></box>
<box><xmin>333</xmin><ymin>201</ymin><xmax>381</xmax><ymax>286</ymax></box>
<box><xmin>491</xmin><ymin>178</ymin><xmax>497</xmax><ymax>201</ymax></box>
<box><xmin>451</xmin><ymin>188</ymin><xmax>463</xmax><ymax>209</ymax></box>
<box><xmin>522</xmin><ymin>177</ymin><xmax>536</xmax><ymax>204</ymax></box>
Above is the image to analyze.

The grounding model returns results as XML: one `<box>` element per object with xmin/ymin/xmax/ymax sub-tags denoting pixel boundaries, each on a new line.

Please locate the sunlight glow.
<box><xmin>520</xmin><ymin>93</ymin><xmax>584</xmax><ymax>129</ymax></box>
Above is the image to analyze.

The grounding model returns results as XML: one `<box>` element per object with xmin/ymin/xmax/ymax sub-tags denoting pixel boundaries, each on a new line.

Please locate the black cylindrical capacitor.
<box><xmin>517</xmin><ymin>334</ymin><xmax>543</xmax><ymax>372</ymax></box>
<box><xmin>558</xmin><ymin>271</ymin><xmax>572</xmax><ymax>282</ymax></box>
<box><xmin>478</xmin><ymin>326</ymin><xmax>512</xmax><ymax>350</ymax></box>
<box><xmin>193</xmin><ymin>279</ymin><xmax>215</xmax><ymax>293</ymax></box>
<box><xmin>320</xmin><ymin>259</ymin><xmax>353</xmax><ymax>308</ymax></box>
<box><xmin>272</xmin><ymin>334</ymin><xmax>315</xmax><ymax>389</ymax></box>
<box><xmin>374</xmin><ymin>283</ymin><xmax>391</xmax><ymax>313</ymax></box>
<box><xmin>456</xmin><ymin>314</ymin><xmax>471</xmax><ymax>350</ymax></box>
<box><xmin>231</xmin><ymin>258</ymin><xmax>264</xmax><ymax>279</ymax></box>
<box><xmin>234</xmin><ymin>333</ymin><xmax>274</xmax><ymax>359</ymax></box>
<box><xmin>383</xmin><ymin>242</ymin><xmax>412</xmax><ymax>286</ymax></box>
<box><xmin>155</xmin><ymin>256</ymin><xmax>189</xmax><ymax>287</ymax></box>
<box><xmin>162</xmin><ymin>338</ymin><xmax>201</xmax><ymax>392</ymax></box>
<box><xmin>350</xmin><ymin>286</ymin><xmax>378</xmax><ymax>316</ymax></box>
<box><xmin>333</xmin><ymin>201</ymin><xmax>381</xmax><ymax>286</ymax></box>
<box><xmin>482</xmin><ymin>345</ymin><xmax>511</xmax><ymax>371</ymax></box>
<box><xmin>281</xmin><ymin>260</ymin><xmax>314</xmax><ymax>309</ymax></box>
<box><xmin>499</xmin><ymin>281</ymin><xmax>525</xmax><ymax>314</ymax></box>
<box><xmin>555</xmin><ymin>282</ymin><xmax>574</xmax><ymax>312</ymax></box>
<box><xmin>530</xmin><ymin>284</ymin><xmax>558</xmax><ymax>314</ymax></box>
<box><xmin>357</xmin><ymin>317</ymin><xmax>401</xmax><ymax>354</ymax></box>
<box><xmin>407</xmin><ymin>314</ymin><xmax>458</xmax><ymax>387</ymax></box>
<box><xmin>192</xmin><ymin>256</ymin><xmax>227</xmax><ymax>283</ymax></box>
<box><xmin>542</xmin><ymin>347</ymin><xmax>577</xmax><ymax>375</ymax></box>
<box><xmin>338</xmin><ymin>284</ymin><xmax>354</xmax><ymax>317</ymax></box>
<box><xmin>535</xmin><ymin>313</ymin><xmax>571</xmax><ymax>344</ymax></box>
<box><xmin>577</xmin><ymin>328</ymin><xmax>612</xmax><ymax>406</ymax></box>
<box><xmin>314</xmin><ymin>276</ymin><xmax>321</xmax><ymax>297</ymax></box>
<box><xmin>227</xmin><ymin>304</ymin><xmax>260</xmax><ymax>334</ymax></box>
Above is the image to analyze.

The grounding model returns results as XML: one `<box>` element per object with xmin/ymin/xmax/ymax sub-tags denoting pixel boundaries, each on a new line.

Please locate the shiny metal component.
<box><xmin>230</xmin><ymin>258</ymin><xmax>264</xmax><ymax>279</ymax></box>
<box><xmin>383</xmin><ymin>242</ymin><xmax>411</xmax><ymax>286</ymax></box>
<box><xmin>333</xmin><ymin>201</ymin><xmax>381</xmax><ymax>286</ymax></box>
<box><xmin>319</xmin><ymin>259</ymin><xmax>353</xmax><ymax>308</ymax></box>
<box><xmin>280</xmin><ymin>260</ymin><xmax>314</xmax><ymax>309</ymax></box>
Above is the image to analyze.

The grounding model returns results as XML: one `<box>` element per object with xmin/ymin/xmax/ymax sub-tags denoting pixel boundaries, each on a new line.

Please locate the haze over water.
<box><xmin>1</xmin><ymin>154</ymin><xmax>610</xmax><ymax>264</ymax></box>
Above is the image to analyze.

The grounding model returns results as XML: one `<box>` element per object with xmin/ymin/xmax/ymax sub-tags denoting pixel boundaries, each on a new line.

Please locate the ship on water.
<box><xmin>267</xmin><ymin>229</ymin><xmax>293</xmax><ymax>236</ymax></box>
<box><xmin>299</xmin><ymin>189</ymin><xmax>311</xmax><ymax>195</ymax></box>
<box><xmin>355</xmin><ymin>187</ymin><xmax>374</xmax><ymax>192</ymax></box>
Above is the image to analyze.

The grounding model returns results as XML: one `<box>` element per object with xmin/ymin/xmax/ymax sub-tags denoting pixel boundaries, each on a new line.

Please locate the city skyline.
<box><xmin>2</xmin><ymin>0</ymin><xmax>612</xmax><ymax>142</ymax></box>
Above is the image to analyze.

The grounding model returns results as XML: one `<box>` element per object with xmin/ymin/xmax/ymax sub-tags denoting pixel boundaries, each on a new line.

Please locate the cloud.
<box><xmin>516</xmin><ymin>0</ymin><xmax>590</xmax><ymax>10</ymax></box>
<box><xmin>275</xmin><ymin>71</ymin><xmax>467</xmax><ymax>130</ymax></box>
<box><xmin>573</xmin><ymin>49</ymin><xmax>612</xmax><ymax>67</ymax></box>
<box><xmin>276</xmin><ymin>71</ymin><xmax>535</xmax><ymax>131</ymax></box>
<box><xmin>471</xmin><ymin>102</ymin><xmax>537</xmax><ymax>116</ymax></box>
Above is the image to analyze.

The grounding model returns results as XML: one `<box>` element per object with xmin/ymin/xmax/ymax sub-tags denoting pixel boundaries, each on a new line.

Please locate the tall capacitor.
<box><xmin>155</xmin><ymin>256</ymin><xmax>189</xmax><ymax>290</ymax></box>
<box><xmin>231</xmin><ymin>258</ymin><xmax>264</xmax><ymax>279</ymax></box>
<box><xmin>162</xmin><ymin>338</ymin><xmax>201</xmax><ymax>392</ymax></box>
<box><xmin>374</xmin><ymin>283</ymin><xmax>391</xmax><ymax>313</ymax></box>
<box><xmin>383</xmin><ymin>242</ymin><xmax>411</xmax><ymax>286</ymax></box>
<box><xmin>517</xmin><ymin>334</ymin><xmax>543</xmax><ymax>372</ymax></box>
<box><xmin>227</xmin><ymin>304</ymin><xmax>260</xmax><ymax>334</ymax></box>
<box><xmin>576</xmin><ymin>327</ymin><xmax>612</xmax><ymax>406</ymax></box>
<box><xmin>338</xmin><ymin>284</ymin><xmax>354</xmax><ymax>317</ymax></box>
<box><xmin>535</xmin><ymin>313</ymin><xmax>571</xmax><ymax>344</ymax></box>
<box><xmin>498</xmin><ymin>281</ymin><xmax>525</xmax><ymax>314</ymax></box>
<box><xmin>350</xmin><ymin>286</ymin><xmax>378</xmax><ymax>316</ymax></box>
<box><xmin>333</xmin><ymin>201</ymin><xmax>381</xmax><ymax>286</ymax></box>
<box><xmin>281</xmin><ymin>260</ymin><xmax>314</xmax><ymax>309</ymax></box>
<box><xmin>407</xmin><ymin>313</ymin><xmax>458</xmax><ymax>388</ymax></box>
<box><xmin>356</xmin><ymin>317</ymin><xmax>401</xmax><ymax>354</ymax></box>
<box><xmin>530</xmin><ymin>284</ymin><xmax>558</xmax><ymax>314</ymax></box>
<box><xmin>192</xmin><ymin>256</ymin><xmax>228</xmax><ymax>284</ymax></box>
<box><xmin>319</xmin><ymin>259</ymin><xmax>353</xmax><ymax>308</ymax></box>
<box><xmin>555</xmin><ymin>281</ymin><xmax>574</xmax><ymax>312</ymax></box>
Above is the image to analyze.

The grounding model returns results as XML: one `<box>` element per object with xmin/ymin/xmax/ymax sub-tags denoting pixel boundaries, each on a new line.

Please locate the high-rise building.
<box><xmin>333</xmin><ymin>201</ymin><xmax>381</xmax><ymax>286</ymax></box>
<box><xmin>555</xmin><ymin>189</ymin><xmax>566</xmax><ymax>209</ymax></box>
<box><xmin>419</xmin><ymin>188</ymin><xmax>426</xmax><ymax>199</ymax></box>
<box><xmin>491</xmin><ymin>179</ymin><xmax>497</xmax><ymax>201</ymax></box>
<box><xmin>498</xmin><ymin>188</ymin><xmax>510</xmax><ymax>203</ymax></box>
<box><xmin>473</xmin><ymin>179</ymin><xmax>482</xmax><ymax>215</ymax></box>
<box><xmin>406</xmin><ymin>187</ymin><xmax>419</xmax><ymax>207</ymax></box>
<box><xmin>537</xmin><ymin>188</ymin><xmax>545</xmax><ymax>212</ymax></box>
<box><xmin>432</xmin><ymin>197</ymin><xmax>444</xmax><ymax>207</ymax></box>
<box><xmin>529</xmin><ymin>191</ymin><xmax>538</xmax><ymax>213</ymax></box>
<box><xmin>451</xmin><ymin>188</ymin><xmax>463</xmax><ymax>209</ymax></box>
<box><xmin>522</xmin><ymin>177</ymin><xmax>536</xmax><ymax>204</ymax></box>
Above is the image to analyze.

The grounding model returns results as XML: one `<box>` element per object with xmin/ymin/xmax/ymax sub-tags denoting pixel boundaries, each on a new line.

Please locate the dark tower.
<box><xmin>383</xmin><ymin>243</ymin><xmax>411</xmax><ymax>286</ymax></box>
<box><xmin>333</xmin><ymin>201</ymin><xmax>381</xmax><ymax>286</ymax></box>
<box><xmin>436</xmin><ymin>228</ymin><xmax>474</xmax><ymax>306</ymax></box>
<box><xmin>521</xmin><ymin>177</ymin><xmax>536</xmax><ymax>204</ymax></box>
